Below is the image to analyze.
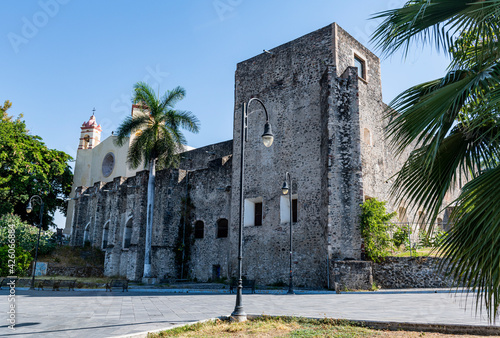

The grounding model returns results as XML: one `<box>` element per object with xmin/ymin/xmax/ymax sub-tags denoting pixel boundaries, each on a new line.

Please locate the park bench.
<box><xmin>59</xmin><ymin>280</ymin><xmax>77</xmax><ymax>291</ymax></box>
<box><xmin>105</xmin><ymin>279</ymin><xmax>128</xmax><ymax>292</ymax></box>
<box><xmin>229</xmin><ymin>279</ymin><xmax>256</xmax><ymax>294</ymax></box>
<box><xmin>36</xmin><ymin>279</ymin><xmax>76</xmax><ymax>291</ymax></box>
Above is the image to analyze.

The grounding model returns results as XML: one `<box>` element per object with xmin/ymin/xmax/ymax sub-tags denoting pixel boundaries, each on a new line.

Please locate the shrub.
<box><xmin>0</xmin><ymin>214</ymin><xmax>56</xmax><ymax>256</ymax></box>
<box><xmin>0</xmin><ymin>245</ymin><xmax>32</xmax><ymax>276</ymax></box>
<box><xmin>419</xmin><ymin>229</ymin><xmax>448</xmax><ymax>248</ymax></box>
<box><xmin>360</xmin><ymin>198</ymin><xmax>396</xmax><ymax>262</ymax></box>
<box><xmin>392</xmin><ymin>225</ymin><xmax>410</xmax><ymax>249</ymax></box>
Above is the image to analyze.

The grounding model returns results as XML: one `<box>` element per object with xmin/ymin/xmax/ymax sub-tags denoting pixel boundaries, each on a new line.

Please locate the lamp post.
<box><xmin>281</xmin><ymin>172</ymin><xmax>294</xmax><ymax>294</ymax></box>
<box><xmin>26</xmin><ymin>195</ymin><xmax>44</xmax><ymax>290</ymax></box>
<box><xmin>231</xmin><ymin>98</ymin><xmax>274</xmax><ymax>322</ymax></box>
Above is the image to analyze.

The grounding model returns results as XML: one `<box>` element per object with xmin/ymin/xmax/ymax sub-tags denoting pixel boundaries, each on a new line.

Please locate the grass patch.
<box><xmin>148</xmin><ymin>316</ymin><xmax>376</xmax><ymax>337</ymax></box>
<box><xmin>148</xmin><ymin>316</ymin><xmax>488</xmax><ymax>337</ymax></box>
<box><xmin>392</xmin><ymin>247</ymin><xmax>440</xmax><ymax>258</ymax></box>
<box><xmin>37</xmin><ymin>245</ymin><xmax>105</xmax><ymax>268</ymax></box>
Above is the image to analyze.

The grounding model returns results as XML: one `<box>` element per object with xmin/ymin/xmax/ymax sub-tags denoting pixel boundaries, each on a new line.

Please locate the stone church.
<box><xmin>67</xmin><ymin>23</ymin><xmax>458</xmax><ymax>288</ymax></box>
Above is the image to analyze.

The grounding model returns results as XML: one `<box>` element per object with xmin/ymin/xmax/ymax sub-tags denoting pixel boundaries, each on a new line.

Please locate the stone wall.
<box><xmin>70</xmin><ymin>144</ymin><xmax>234</xmax><ymax>282</ymax></box>
<box><xmin>331</xmin><ymin>257</ymin><xmax>456</xmax><ymax>290</ymax></box>
<box><xmin>189</xmin><ymin>156</ymin><xmax>233</xmax><ymax>281</ymax></box>
<box><xmin>332</xmin><ymin>260</ymin><xmax>373</xmax><ymax>291</ymax></box>
<box><xmin>47</xmin><ymin>266</ymin><xmax>104</xmax><ymax>278</ymax></box>
<box><xmin>372</xmin><ymin>257</ymin><xmax>455</xmax><ymax>289</ymax></box>
<box><xmin>180</xmin><ymin>140</ymin><xmax>233</xmax><ymax>170</ymax></box>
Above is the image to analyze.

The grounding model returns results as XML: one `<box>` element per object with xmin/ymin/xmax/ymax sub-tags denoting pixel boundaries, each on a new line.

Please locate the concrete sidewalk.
<box><xmin>1</xmin><ymin>289</ymin><xmax>499</xmax><ymax>337</ymax></box>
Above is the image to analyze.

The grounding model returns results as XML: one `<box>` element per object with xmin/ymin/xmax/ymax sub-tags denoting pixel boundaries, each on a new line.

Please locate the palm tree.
<box><xmin>371</xmin><ymin>0</ymin><xmax>500</xmax><ymax>319</ymax></box>
<box><xmin>115</xmin><ymin>82</ymin><xmax>199</xmax><ymax>278</ymax></box>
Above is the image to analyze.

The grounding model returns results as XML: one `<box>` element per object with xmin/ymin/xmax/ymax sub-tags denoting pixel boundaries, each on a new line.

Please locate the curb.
<box><xmin>110</xmin><ymin>317</ymin><xmax>220</xmax><ymax>338</ymax></box>
<box><xmin>348</xmin><ymin>319</ymin><xmax>500</xmax><ymax>336</ymax></box>
<box><xmin>112</xmin><ymin>315</ymin><xmax>500</xmax><ymax>337</ymax></box>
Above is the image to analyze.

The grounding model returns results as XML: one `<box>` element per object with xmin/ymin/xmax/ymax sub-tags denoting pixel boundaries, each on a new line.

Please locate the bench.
<box><xmin>59</xmin><ymin>280</ymin><xmax>77</xmax><ymax>291</ymax></box>
<box><xmin>106</xmin><ymin>279</ymin><xmax>128</xmax><ymax>292</ymax></box>
<box><xmin>229</xmin><ymin>279</ymin><xmax>256</xmax><ymax>294</ymax></box>
<box><xmin>36</xmin><ymin>279</ymin><xmax>76</xmax><ymax>291</ymax></box>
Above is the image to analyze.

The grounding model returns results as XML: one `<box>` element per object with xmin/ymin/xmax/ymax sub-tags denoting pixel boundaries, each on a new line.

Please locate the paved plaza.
<box><xmin>1</xmin><ymin>288</ymin><xmax>499</xmax><ymax>337</ymax></box>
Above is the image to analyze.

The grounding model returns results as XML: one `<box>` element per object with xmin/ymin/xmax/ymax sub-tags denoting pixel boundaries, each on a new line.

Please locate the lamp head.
<box><xmin>262</xmin><ymin>122</ymin><xmax>274</xmax><ymax>147</ymax></box>
<box><xmin>26</xmin><ymin>200</ymin><xmax>33</xmax><ymax>214</ymax></box>
<box><xmin>282</xmin><ymin>180</ymin><xmax>289</xmax><ymax>195</ymax></box>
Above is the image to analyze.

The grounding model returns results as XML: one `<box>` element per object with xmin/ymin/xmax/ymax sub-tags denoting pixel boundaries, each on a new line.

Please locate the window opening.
<box><xmin>194</xmin><ymin>220</ymin><xmax>204</xmax><ymax>239</ymax></box>
<box><xmin>217</xmin><ymin>218</ymin><xmax>228</xmax><ymax>238</ymax></box>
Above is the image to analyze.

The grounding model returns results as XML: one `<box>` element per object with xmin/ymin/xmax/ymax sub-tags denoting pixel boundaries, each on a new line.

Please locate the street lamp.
<box><xmin>26</xmin><ymin>195</ymin><xmax>44</xmax><ymax>290</ymax></box>
<box><xmin>231</xmin><ymin>98</ymin><xmax>274</xmax><ymax>322</ymax></box>
<box><xmin>281</xmin><ymin>172</ymin><xmax>294</xmax><ymax>294</ymax></box>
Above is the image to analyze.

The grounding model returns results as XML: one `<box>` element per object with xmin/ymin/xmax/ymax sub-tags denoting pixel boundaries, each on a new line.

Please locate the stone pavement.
<box><xmin>1</xmin><ymin>288</ymin><xmax>499</xmax><ymax>337</ymax></box>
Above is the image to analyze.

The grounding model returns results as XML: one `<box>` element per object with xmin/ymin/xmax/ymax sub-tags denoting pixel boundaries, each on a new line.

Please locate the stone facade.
<box><xmin>68</xmin><ymin>23</ymin><xmax>457</xmax><ymax>288</ymax></box>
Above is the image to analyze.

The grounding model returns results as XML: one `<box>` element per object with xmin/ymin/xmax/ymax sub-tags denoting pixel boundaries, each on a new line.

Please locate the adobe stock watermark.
<box><xmin>6</xmin><ymin>221</ymin><xmax>17</xmax><ymax>330</ymax></box>
<box><xmin>352</xmin><ymin>0</ymin><xmax>403</xmax><ymax>46</ymax></box>
<box><xmin>213</xmin><ymin>0</ymin><xmax>243</xmax><ymax>21</ymax></box>
<box><xmin>7</xmin><ymin>0</ymin><xmax>71</xmax><ymax>54</ymax></box>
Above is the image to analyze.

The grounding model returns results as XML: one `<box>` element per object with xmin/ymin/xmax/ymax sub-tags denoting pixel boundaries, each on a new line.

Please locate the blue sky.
<box><xmin>1</xmin><ymin>0</ymin><xmax>450</xmax><ymax>227</ymax></box>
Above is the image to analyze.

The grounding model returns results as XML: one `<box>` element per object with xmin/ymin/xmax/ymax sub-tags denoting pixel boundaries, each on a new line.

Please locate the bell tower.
<box><xmin>78</xmin><ymin>108</ymin><xmax>102</xmax><ymax>150</ymax></box>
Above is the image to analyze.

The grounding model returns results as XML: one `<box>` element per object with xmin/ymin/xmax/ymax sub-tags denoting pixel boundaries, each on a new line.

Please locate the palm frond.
<box><xmin>392</xmin><ymin>117</ymin><xmax>500</xmax><ymax>222</ymax></box>
<box><xmin>159</xmin><ymin>86</ymin><xmax>186</xmax><ymax>111</ymax></box>
<box><xmin>371</xmin><ymin>0</ymin><xmax>500</xmax><ymax>58</ymax></box>
<box><xmin>114</xmin><ymin>114</ymin><xmax>150</xmax><ymax>147</ymax></box>
<box><xmin>387</xmin><ymin>65</ymin><xmax>498</xmax><ymax>158</ymax></box>
<box><xmin>133</xmin><ymin>82</ymin><xmax>159</xmax><ymax>112</ymax></box>
<box><xmin>439</xmin><ymin>165</ymin><xmax>500</xmax><ymax>319</ymax></box>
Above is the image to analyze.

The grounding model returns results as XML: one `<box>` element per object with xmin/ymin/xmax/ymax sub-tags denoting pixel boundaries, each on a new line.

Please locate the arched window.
<box><xmin>194</xmin><ymin>221</ymin><xmax>204</xmax><ymax>239</ymax></box>
<box><xmin>437</xmin><ymin>218</ymin><xmax>443</xmax><ymax>231</ymax></box>
<box><xmin>102</xmin><ymin>220</ymin><xmax>110</xmax><ymax>249</ymax></box>
<box><xmin>217</xmin><ymin>218</ymin><xmax>228</xmax><ymax>238</ymax></box>
<box><xmin>398</xmin><ymin>207</ymin><xmax>408</xmax><ymax>223</ymax></box>
<box><xmin>363</xmin><ymin>128</ymin><xmax>371</xmax><ymax>146</ymax></box>
<box><xmin>83</xmin><ymin>134</ymin><xmax>90</xmax><ymax>149</ymax></box>
<box><xmin>83</xmin><ymin>222</ymin><xmax>91</xmax><ymax>244</ymax></box>
<box><xmin>443</xmin><ymin>207</ymin><xmax>455</xmax><ymax>231</ymax></box>
<box><xmin>123</xmin><ymin>218</ymin><xmax>132</xmax><ymax>249</ymax></box>
<box><xmin>418</xmin><ymin>211</ymin><xmax>427</xmax><ymax>231</ymax></box>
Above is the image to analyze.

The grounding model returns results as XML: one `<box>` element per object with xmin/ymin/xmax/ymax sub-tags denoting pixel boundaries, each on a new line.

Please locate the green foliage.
<box><xmin>114</xmin><ymin>82</ymin><xmax>200</xmax><ymax>171</ymax></box>
<box><xmin>360</xmin><ymin>198</ymin><xmax>396</xmax><ymax>262</ymax></box>
<box><xmin>0</xmin><ymin>103</ymin><xmax>73</xmax><ymax>228</ymax></box>
<box><xmin>418</xmin><ymin>229</ymin><xmax>448</xmax><ymax>248</ymax></box>
<box><xmin>0</xmin><ymin>100</ymin><xmax>12</xmax><ymax>118</ymax></box>
<box><xmin>0</xmin><ymin>214</ymin><xmax>56</xmax><ymax>256</ymax></box>
<box><xmin>392</xmin><ymin>225</ymin><xmax>410</xmax><ymax>249</ymax></box>
<box><xmin>371</xmin><ymin>0</ymin><xmax>500</xmax><ymax>319</ymax></box>
<box><xmin>0</xmin><ymin>245</ymin><xmax>32</xmax><ymax>276</ymax></box>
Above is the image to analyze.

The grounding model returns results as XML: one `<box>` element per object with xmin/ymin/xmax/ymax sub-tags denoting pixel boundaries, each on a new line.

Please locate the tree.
<box><xmin>371</xmin><ymin>0</ymin><xmax>500</xmax><ymax>319</ymax></box>
<box><xmin>0</xmin><ymin>103</ymin><xmax>73</xmax><ymax>228</ymax></box>
<box><xmin>115</xmin><ymin>82</ymin><xmax>199</xmax><ymax>278</ymax></box>
<box><xmin>360</xmin><ymin>198</ymin><xmax>396</xmax><ymax>262</ymax></box>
